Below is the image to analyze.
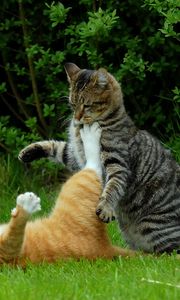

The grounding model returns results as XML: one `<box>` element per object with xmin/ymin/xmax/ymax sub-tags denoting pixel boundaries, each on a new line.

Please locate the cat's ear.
<box><xmin>93</xmin><ymin>68</ymin><xmax>108</xmax><ymax>89</ymax></box>
<box><xmin>64</xmin><ymin>63</ymin><xmax>80</xmax><ymax>82</ymax></box>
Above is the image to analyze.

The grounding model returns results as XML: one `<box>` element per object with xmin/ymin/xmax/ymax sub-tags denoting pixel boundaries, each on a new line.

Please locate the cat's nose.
<box><xmin>75</xmin><ymin>110</ymin><xmax>84</xmax><ymax>121</ymax></box>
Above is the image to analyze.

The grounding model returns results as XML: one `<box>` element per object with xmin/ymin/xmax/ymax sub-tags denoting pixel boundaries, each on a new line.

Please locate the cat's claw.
<box><xmin>96</xmin><ymin>199</ymin><xmax>116</xmax><ymax>223</ymax></box>
<box><xmin>16</xmin><ymin>192</ymin><xmax>41</xmax><ymax>214</ymax></box>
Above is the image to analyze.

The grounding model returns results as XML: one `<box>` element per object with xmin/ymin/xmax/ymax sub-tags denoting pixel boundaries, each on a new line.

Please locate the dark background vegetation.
<box><xmin>0</xmin><ymin>0</ymin><xmax>179</xmax><ymax>159</ymax></box>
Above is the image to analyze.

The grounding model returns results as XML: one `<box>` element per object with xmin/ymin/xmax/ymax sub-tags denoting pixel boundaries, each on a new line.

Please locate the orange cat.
<box><xmin>0</xmin><ymin>124</ymin><xmax>135</xmax><ymax>265</ymax></box>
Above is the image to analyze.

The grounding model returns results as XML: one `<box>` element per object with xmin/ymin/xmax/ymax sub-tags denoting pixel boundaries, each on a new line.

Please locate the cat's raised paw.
<box><xmin>16</xmin><ymin>192</ymin><xmax>41</xmax><ymax>214</ymax></box>
<box><xmin>80</xmin><ymin>123</ymin><xmax>101</xmax><ymax>144</ymax></box>
<box><xmin>96</xmin><ymin>199</ymin><xmax>116</xmax><ymax>223</ymax></box>
<box><xmin>18</xmin><ymin>144</ymin><xmax>48</xmax><ymax>163</ymax></box>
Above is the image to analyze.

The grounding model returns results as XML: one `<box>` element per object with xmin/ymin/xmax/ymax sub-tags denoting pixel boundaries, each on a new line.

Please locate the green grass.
<box><xmin>0</xmin><ymin>256</ymin><xmax>179</xmax><ymax>300</ymax></box>
<box><xmin>0</xmin><ymin>155</ymin><xmax>180</xmax><ymax>300</ymax></box>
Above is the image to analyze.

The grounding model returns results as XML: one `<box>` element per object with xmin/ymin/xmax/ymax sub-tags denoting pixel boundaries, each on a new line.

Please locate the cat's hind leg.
<box><xmin>0</xmin><ymin>192</ymin><xmax>41</xmax><ymax>263</ymax></box>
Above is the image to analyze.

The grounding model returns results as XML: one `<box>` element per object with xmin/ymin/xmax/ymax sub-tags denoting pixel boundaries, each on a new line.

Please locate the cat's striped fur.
<box><xmin>19</xmin><ymin>63</ymin><xmax>180</xmax><ymax>254</ymax></box>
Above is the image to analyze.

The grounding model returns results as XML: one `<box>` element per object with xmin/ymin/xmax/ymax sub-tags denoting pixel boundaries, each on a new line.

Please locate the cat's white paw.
<box><xmin>80</xmin><ymin>123</ymin><xmax>102</xmax><ymax>177</ymax></box>
<box><xmin>80</xmin><ymin>123</ymin><xmax>101</xmax><ymax>144</ymax></box>
<box><xmin>80</xmin><ymin>123</ymin><xmax>101</xmax><ymax>157</ymax></box>
<box><xmin>16</xmin><ymin>192</ymin><xmax>41</xmax><ymax>214</ymax></box>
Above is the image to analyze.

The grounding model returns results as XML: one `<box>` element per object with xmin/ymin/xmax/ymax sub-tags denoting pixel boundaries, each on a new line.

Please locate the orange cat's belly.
<box><xmin>20</xmin><ymin>217</ymin><xmax>116</xmax><ymax>262</ymax></box>
<box><xmin>21</xmin><ymin>219</ymin><xmax>63</xmax><ymax>263</ymax></box>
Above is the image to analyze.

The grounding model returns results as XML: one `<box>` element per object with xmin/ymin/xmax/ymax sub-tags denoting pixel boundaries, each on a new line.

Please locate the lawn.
<box><xmin>0</xmin><ymin>156</ymin><xmax>180</xmax><ymax>300</ymax></box>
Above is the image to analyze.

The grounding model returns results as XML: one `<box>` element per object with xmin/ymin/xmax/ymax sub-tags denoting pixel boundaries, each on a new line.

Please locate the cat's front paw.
<box><xmin>80</xmin><ymin>123</ymin><xmax>101</xmax><ymax>145</ymax></box>
<box><xmin>16</xmin><ymin>192</ymin><xmax>41</xmax><ymax>214</ymax></box>
<box><xmin>18</xmin><ymin>143</ymin><xmax>48</xmax><ymax>163</ymax></box>
<box><xmin>80</xmin><ymin>123</ymin><xmax>101</xmax><ymax>162</ymax></box>
<box><xmin>96</xmin><ymin>198</ymin><xmax>116</xmax><ymax>223</ymax></box>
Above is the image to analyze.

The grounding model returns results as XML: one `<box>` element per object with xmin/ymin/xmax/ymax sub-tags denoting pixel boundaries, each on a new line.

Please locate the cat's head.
<box><xmin>64</xmin><ymin>63</ymin><xmax>124</xmax><ymax>125</ymax></box>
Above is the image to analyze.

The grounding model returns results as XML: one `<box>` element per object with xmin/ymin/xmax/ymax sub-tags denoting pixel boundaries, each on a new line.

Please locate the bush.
<box><xmin>0</xmin><ymin>0</ymin><xmax>179</xmax><ymax>157</ymax></box>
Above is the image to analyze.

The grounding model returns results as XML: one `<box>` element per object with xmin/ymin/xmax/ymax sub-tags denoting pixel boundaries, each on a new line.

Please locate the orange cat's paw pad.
<box><xmin>16</xmin><ymin>192</ymin><xmax>41</xmax><ymax>214</ymax></box>
<box><xmin>96</xmin><ymin>199</ymin><xmax>116</xmax><ymax>223</ymax></box>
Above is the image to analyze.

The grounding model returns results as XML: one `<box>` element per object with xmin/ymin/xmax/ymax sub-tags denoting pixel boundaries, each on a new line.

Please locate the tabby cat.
<box><xmin>0</xmin><ymin>124</ymin><xmax>134</xmax><ymax>265</ymax></box>
<box><xmin>19</xmin><ymin>63</ymin><xmax>180</xmax><ymax>254</ymax></box>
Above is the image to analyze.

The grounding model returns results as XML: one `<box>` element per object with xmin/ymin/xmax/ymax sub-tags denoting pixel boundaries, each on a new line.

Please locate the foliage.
<box><xmin>45</xmin><ymin>1</ymin><xmax>71</xmax><ymax>27</ymax></box>
<box><xmin>0</xmin><ymin>0</ymin><xmax>179</xmax><ymax>157</ymax></box>
<box><xmin>143</xmin><ymin>0</ymin><xmax>180</xmax><ymax>39</ymax></box>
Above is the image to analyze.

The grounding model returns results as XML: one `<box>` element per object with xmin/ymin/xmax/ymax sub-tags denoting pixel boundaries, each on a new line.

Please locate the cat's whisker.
<box><xmin>55</xmin><ymin>96</ymin><xmax>69</xmax><ymax>107</ymax></box>
<box><xmin>57</xmin><ymin>115</ymin><xmax>71</xmax><ymax>129</ymax></box>
<box><xmin>61</xmin><ymin>118</ymin><xmax>71</xmax><ymax>128</ymax></box>
<box><xmin>59</xmin><ymin>95</ymin><xmax>69</xmax><ymax>101</ymax></box>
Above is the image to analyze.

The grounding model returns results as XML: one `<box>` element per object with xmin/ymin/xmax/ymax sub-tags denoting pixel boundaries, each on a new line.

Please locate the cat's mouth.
<box><xmin>83</xmin><ymin>117</ymin><xmax>93</xmax><ymax>124</ymax></box>
<box><xmin>73</xmin><ymin>116</ymin><xmax>93</xmax><ymax>127</ymax></box>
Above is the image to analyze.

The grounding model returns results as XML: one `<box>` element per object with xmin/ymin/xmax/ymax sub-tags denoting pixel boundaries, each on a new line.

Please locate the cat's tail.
<box><xmin>111</xmin><ymin>246</ymin><xmax>180</xmax><ymax>259</ymax></box>
<box><xmin>111</xmin><ymin>246</ymin><xmax>137</xmax><ymax>258</ymax></box>
<box><xmin>101</xmin><ymin>246</ymin><xmax>137</xmax><ymax>259</ymax></box>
